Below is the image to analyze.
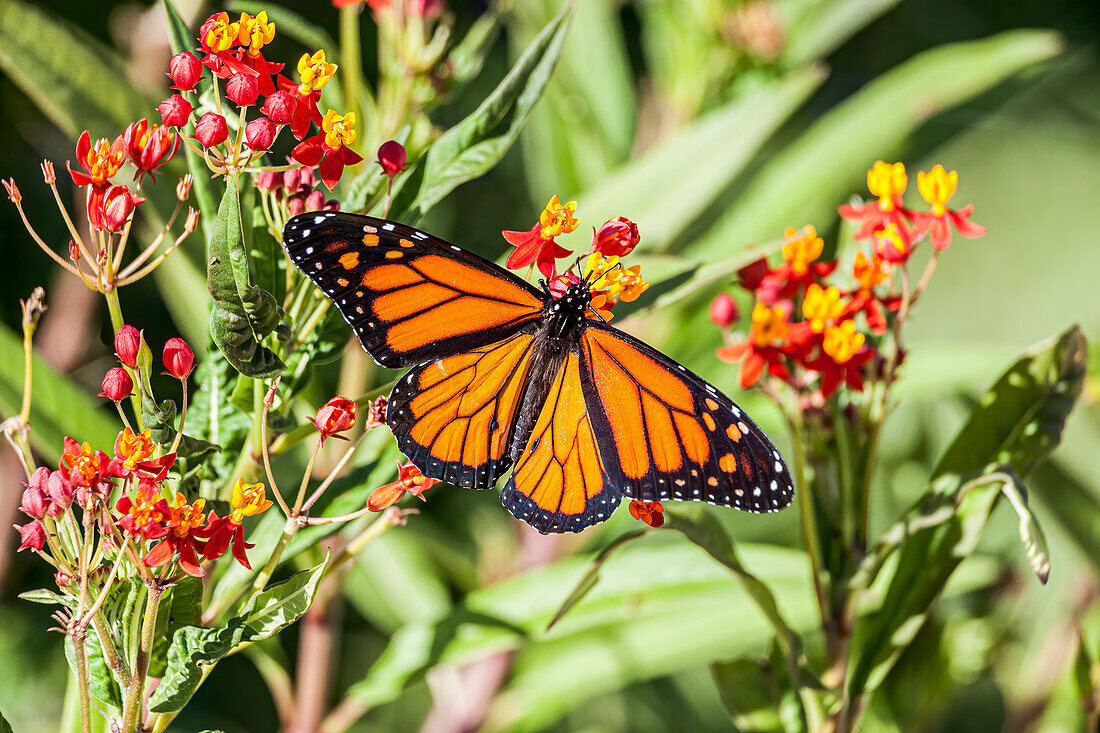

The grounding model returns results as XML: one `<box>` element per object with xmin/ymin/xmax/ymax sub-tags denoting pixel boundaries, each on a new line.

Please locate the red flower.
<box><xmin>290</xmin><ymin>110</ymin><xmax>364</xmax><ymax>191</ymax></box>
<box><xmin>233</xmin><ymin>11</ymin><xmax>283</xmax><ymax>96</ymax></box>
<box><xmin>592</xmin><ymin>216</ymin><xmax>639</xmax><ymax>257</ymax></box>
<box><xmin>804</xmin><ymin>321</ymin><xmax>873</xmax><ymax>398</ymax></box>
<box><xmin>162</xmin><ymin>338</ymin><xmax>195</xmax><ymax>379</ymax></box>
<box><xmin>144</xmin><ymin>493</ymin><xmax>209</xmax><ymax>577</ymax></box>
<box><xmin>47</xmin><ymin>470</ymin><xmax>74</xmax><ymax>513</ymax></box>
<box><xmin>66</xmin><ymin>130</ymin><xmax>124</xmax><ymax>190</ymax></box>
<box><xmin>756</xmin><ymin>226</ymin><xmax>837</xmax><ymax>302</ymax></box>
<box><xmin>628</xmin><ymin>500</ymin><xmax>664</xmax><ymax>528</ymax></box>
<box><xmin>367</xmin><ymin>461</ymin><xmax>438</xmax><ymax>512</ymax></box>
<box><xmin>100</xmin><ymin>367</ymin><xmax>133</xmax><ymax>401</ymax></box>
<box><xmin>92</xmin><ymin>185</ymin><xmax>144</xmax><ymax>233</ymax></box>
<box><xmin>157</xmin><ymin>94</ymin><xmax>193</xmax><ymax>129</ymax></box>
<box><xmin>60</xmin><ymin>438</ymin><xmax>125</xmax><ymax>502</ymax></box>
<box><xmin>114</xmin><ymin>325</ymin><xmax>142</xmax><ymax>368</ymax></box>
<box><xmin>502</xmin><ymin>225</ymin><xmax>570</xmax><ymax>278</ymax></box>
<box><xmin>197</xmin><ymin>12</ymin><xmax>253</xmax><ymax>79</ymax></box>
<box><xmin>226</xmin><ymin>72</ymin><xmax>260</xmax><ymax>106</ymax></box>
<box><xmin>276</xmin><ymin>50</ymin><xmax>337</xmax><ymax>140</ymax></box>
<box><xmin>167</xmin><ymin>51</ymin><xmax>203</xmax><ymax>91</ymax></box>
<box><xmin>244</xmin><ymin>116</ymin><xmax>276</xmax><ymax>150</ymax></box>
<box><xmin>309</xmin><ymin>396</ymin><xmax>358</xmax><ymax>445</ymax></box>
<box><xmin>838</xmin><ymin>161</ymin><xmax>915</xmax><ymax>242</ymax></box>
<box><xmin>843</xmin><ymin>251</ymin><xmax>895</xmax><ymax>335</ymax></box>
<box><xmin>377</xmin><ymin>140</ymin><xmax>407</xmax><ymax>177</ymax></box>
<box><xmin>717</xmin><ymin>303</ymin><xmax>792</xmax><ymax>388</ymax></box>
<box><xmin>260</xmin><ymin>91</ymin><xmax>297</xmax><ymax>125</ymax></box>
<box><xmin>123</xmin><ymin>119</ymin><xmax>179</xmax><ymax>183</ymax></box>
<box><xmin>116</xmin><ymin>482</ymin><xmax>170</xmax><ymax>541</ymax></box>
<box><xmin>16</xmin><ymin>521</ymin><xmax>46</xmax><ymax>552</ymax></box>
<box><xmin>911</xmin><ymin>165</ymin><xmax>986</xmax><ymax>250</ymax></box>
<box><xmin>193</xmin><ymin>112</ymin><xmax>229</xmax><ymax>148</ymax></box>
<box><xmin>709</xmin><ymin>293</ymin><xmax>739</xmax><ymax>327</ymax></box>
<box><xmin>202</xmin><ymin>479</ymin><xmax>273</xmax><ymax>569</ymax></box>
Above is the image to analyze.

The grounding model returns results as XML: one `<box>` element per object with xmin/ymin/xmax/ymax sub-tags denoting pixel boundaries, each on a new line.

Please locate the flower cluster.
<box><xmin>502</xmin><ymin>196</ymin><xmax>648</xmax><ymax>321</ymax></box>
<box><xmin>715</xmin><ymin>161</ymin><xmax>984</xmax><ymax>399</ymax></box>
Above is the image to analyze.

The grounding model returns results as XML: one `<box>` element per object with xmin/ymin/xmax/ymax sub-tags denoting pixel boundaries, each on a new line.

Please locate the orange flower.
<box><xmin>367</xmin><ymin>461</ymin><xmax>438</xmax><ymax>512</ymax></box>
<box><xmin>203</xmin><ymin>479</ymin><xmax>273</xmax><ymax>569</ymax></box>
<box><xmin>144</xmin><ymin>493</ymin><xmax>208</xmax><ymax>577</ymax></box>
<box><xmin>912</xmin><ymin>165</ymin><xmax>986</xmax><ymax>249</ymax></box>
<box><xmin>628</xmin><ymin>500</ymin><xmax>664</xmax><ymax>528</ymax></box>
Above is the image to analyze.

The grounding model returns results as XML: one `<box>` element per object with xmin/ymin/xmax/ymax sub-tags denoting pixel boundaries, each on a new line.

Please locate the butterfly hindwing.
<box><xmin>282</xmin><ymin>213</ymin><xmax>545</xmax><ymax>368</ymax></box>
<box><xmin>387</xmin><ymin>330</ymin><xmax>537</xmax><ymax>489</ymax></box>
<box><xmin>500</xmin><ymin>351</ymin><xmax>621</xmax><ymax>534</ymax></box>
<box><xmin>580</xmin><ymin>324</ymin><xmax>793</xmax><ymax>514</ymax></box>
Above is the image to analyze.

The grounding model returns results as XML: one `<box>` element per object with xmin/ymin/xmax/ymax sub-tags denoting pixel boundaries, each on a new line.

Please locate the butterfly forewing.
<box><xmin>283</xmin><ymin>213</ymin><xmax>544</xmax><ymax>368</ymax></box>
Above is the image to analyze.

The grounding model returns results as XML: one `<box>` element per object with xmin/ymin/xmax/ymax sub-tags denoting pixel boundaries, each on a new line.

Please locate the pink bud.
<box><xmin>709</xmin><ymin>293</ymin><xmax>740</xmax><ymax>327</ymax></box>
<box><xmin>114</xmin><ymin>325</ymin><xmax>141</xmax><ymax>368</ymax></box>
<box><xmin>244</xmin><ymin>116</ymin><xmax>276</xmax><ymax>151</ymax></box>
<box><xmin>16</xmin><ymin>520</ymin><xmax>46</xmax><ymax>552</ymax></box>
<box><xmin>167</xmin><ymin>52</ymin><xmax>203</xmax><ymax>91</ymax></box>
<box><xmin>193</xmin><ymin>112</ymin><xmax>228</xmax><ymax>148</ymax></box>
<box><xmin>47</xmin><ymin>470</ymin><xmax>74</xmax><ymax>513</ymax></box>
<box><xmin>593</xmin><ymin>216</ymin><xmax>640</xmax><ymax>257</ymax></box>
<box><xmin>55</xmin><ymin>571</ymin><xmax>72</xmax><ymax>588</ymax></box>
<box><xmin>377</xmin><ymin>140</ymin><xmax>407</xmax><ymax>177</ymax></box>
<box><xmin>304</xmin><ymin>190</ymin><xmax>327</xmax><ymax>212</ymax></box>
<box><xmin>162</xmin><ymin>338</ymin><xmax>195</xmax><ymax>380</ymax></box>
<box><xmin>287</xmin><ymin>197</ymin><xmax>305</xmax><ymax>216</ymax></box>
<box><xmin>283</xmin><ymin>167</ymin><xmax>304</xmax><ymax>195</ymax></box>
<box><xmin>185</xmin><ymin>207</ymin><xmax>200</xmax><ymax>232</ymax></box>
<box><xmin>157</xmin><ymin>94</ymin><xmax>193</xmax><ymax>128</ymax></box>
<box><xmin>20</xmin><ymin>468</ymin><xmax>49</xmax><ymax>519</ymax></box>
<box><xmin>100</xmin><ymin>367</ymin><xmax>134</xmax><ymax>401</ymax></box>
<box><xmin>260</xmin><ymin>91</ymin><xmax>297</xmax><ymax>125</ymax></box>
<box><xmin>226</xmin><ymin>73</ymin><xmax>260</xmax><ymax>107</ymax></box>
<box><xmin>255</xmin><ymin>171</ymin><xmax>280</xmax><ymax>192</ymax></box>
<box><xmin>102</xmin><ymin>186</ymin><xmax>141</xmax><ymax>233</ymax></box>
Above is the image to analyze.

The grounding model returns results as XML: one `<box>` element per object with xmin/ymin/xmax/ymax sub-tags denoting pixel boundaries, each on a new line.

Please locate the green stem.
<box><xmin>340</xmin><ymin>6</ymin><xmax>364</xmax><ymax>153</ymax></box>
<box><xmin>788</xmin><ymin>405</ymin><xmax>828</xmax><ymax>623</ymax></box>
<box><xmin>120</xmin><ymin>585</ymin><xmax>163</xmax><ymax>733</ymax></box>
<box><xmin>72</xmin><ymin>626</ymin><xmax>92</xmax><ymax>733</ymax></box>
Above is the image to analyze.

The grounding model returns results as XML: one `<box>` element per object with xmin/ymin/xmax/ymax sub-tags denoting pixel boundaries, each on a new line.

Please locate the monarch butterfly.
<box><xmin>283</xmin><ymin>212</ymin><xmax>793</xmax><ymax>533</ymax></box>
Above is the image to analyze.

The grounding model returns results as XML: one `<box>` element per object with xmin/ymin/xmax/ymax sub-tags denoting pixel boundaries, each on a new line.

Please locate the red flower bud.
<box><xmin>226</xmin><ymin>73</ymin><xmax>260</xmax><ymax>106</ymax></box>
<box><xmin>68</xmin><ymin>241</ymin><xmax>80</xmax><ymax>260</ymax></box>
<box><xmin>185</xmin><ymin>207</ymin><xmax>200</xmax><ymax>232</ymax></box>
<box><xmin>709</xmin><ymin>293</ymin><xmax>740</xmax><ymax>327</ymax></box>
<box><xmin>193</xmin><ymin>112</ymin><xmax>228</xmax><ymax>148</ymax></box>
<box><xmin>20</xmin><ymin>468</ymin><xmax>50</xmax><ymax>519</ymax></box>
<box><xmin>16</xmin><ymin>520</ymin><xmax>46</xmax><ymax>552</ymax></box>
<box><xmin>244</xmin><ymin>116</ymin><xmax>276</xmax><ymax>150</ymax></box>
<box><xmin>260</xmin><ymin>91</ymin><xmax>297</xmax><ymax>125</ymax></box>
<box><xmin>100</xmin><ymin>367</ymin><xmax>134</xmax><ymax>402</ymax></box>
<box><xmin>283</xmin><ymin>167</ymin><xmax>307</xmax><ymax>196</ymax></box>
<box><xmin>114</xmin><ymin>325</ymin><xmax>142</xmax><ymax>368</ymax></box>
<box><xmin>167</xmin><ymin>52</ymin><xmax>203</xmax><ymax>91</ymax></box>
<box><xmin>304</xmin><ymin>190</ymin><xmax>327</xmax><ymax>212</ymax></box>
<box><xmin>309</xmin><ymin>396</ymin><xmax>358</xmax><ymax>445</ymax></box>
<box><xmin>55</xmin><ymin>571</ymin><xmax>72</xmax><ymax>588</ymax></box>
<box><xmin>47</xmin><ymin>470</ymin><xmax>74</xmax><ymax>513</ymax></box>
<box><xmin>177</xmin><ymin>174</ymin><xmax>192</xmax><ymax>202</ymax></box>
<box><xmin>102</xmin><ymin>186</ymin><xmax>142</xmax><ymax>233</ymax></box>
<box><xmin>162</xmin><ymin>337</ymin><xmax>195</xmax><ymax>379</ymax></box>
<box><xmin>287</xmin><ymin>197</ymin><xmax>305</xmax><ymax>216</ymax></box>
<box><xmin>377</xmin><ymin>140</ymin><xmax>407</xmax><ymax>177</ymax></box>
<box><xmin>593</xmin><ymin>216</ymin><xmax>640</xmax><ymax>257</ymax></box>
<box><xmin>157</xmin><ymin>94</ymin><xmax>193</xmax><ymax>128</ymax></box>
<box><xmin>255</xmin><ymin>171</ymin><xmax>280</xmax><ymax>192</ymax></box>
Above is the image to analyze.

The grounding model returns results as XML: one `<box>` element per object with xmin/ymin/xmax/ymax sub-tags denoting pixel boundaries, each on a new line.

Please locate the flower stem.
<box><xmin>788</xmin><ymin>403</ymin><xmax>828</xmax><ymax>622</ymax></box>
<box><xmin>120</xmin><ymin>585</ymin><xmax>163</xmax><ymax>733</ymax></box>
<box><xmin>72</xmin><ymin>623</ymin><xmax>92</xmax><ymax>733</ymax></box>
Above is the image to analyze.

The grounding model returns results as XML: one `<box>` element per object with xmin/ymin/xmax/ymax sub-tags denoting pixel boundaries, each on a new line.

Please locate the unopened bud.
<box><xmin>40</xmin><ymin>160</ymin><xmax>56</xmax><ymax>185</ymax></box>
<box><xmin>176</xmin><ymin>174</ymin><xmax>192</xmax><ymax>202</ymax></box>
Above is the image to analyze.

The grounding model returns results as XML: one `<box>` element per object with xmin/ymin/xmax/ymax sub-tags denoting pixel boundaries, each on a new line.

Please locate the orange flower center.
<box><xmin>782</xmin><ymin>225</ymin><xmax>823</xmax><ymax>277</ymax></box>
<box><xmin>750</xmin><ymin>303</ymin><xmax>789</xmax><ymax>347</ymax></box>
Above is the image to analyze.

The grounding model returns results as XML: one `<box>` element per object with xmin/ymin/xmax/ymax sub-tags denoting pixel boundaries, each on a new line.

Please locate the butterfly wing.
<box><xmin>282</xmin><ymin>212</ymin><xmax>546</xmax><ymax>368</ymax></box>
<box><xmin>580</xmin><ymin>323</ymin><xmax>793</xmax><ymax>513</ymax></box>
<box><xmin>387</xmin><ymin>329</ymin><xmax>537</xmax><ymax>488</ymax></box>
<box><xmin>500</xmin><ymin>350</ymin><xmax>620</xmax><ymax>534</ymax></box>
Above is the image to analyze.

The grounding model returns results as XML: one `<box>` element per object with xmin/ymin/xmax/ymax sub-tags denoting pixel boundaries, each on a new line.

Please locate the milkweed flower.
<box><xmin>310</xmin><ymin>396</ymin><xmax>358</xmax><ymax>445</ymax></box>
<box><xmin>844</xmin><ymin>251</ymin><xmax>894</xmax><ymax>334</ymax></box>
<box><xmin>808</xmin><ymin>321</ymin><xmax>873</xmax><ymax>398</ymax></box>
<box><xmin>115</xmin><ymin>482</ymin><xmax>170</xmax><ymax>541</ymax></box>
<box><xmin>157</xmin><ymin>94</ymin><xmax>194</xmax><ymax>128</ymax></box>
<box><xmin>755</xmin><ymin>226</ymin><xmax>837</xmax><ymax>301</ymax></box>
<box><xmin>290</xmin><ymin>109</ymin><xmax>364</xmax><ymax>190</ymax></box>
<box><xmin>162</xmin><ymin>338</ymin><xmax>195</xmax><ymax>380</ymax></box>
<box><xmin>628</xmin><ymin>500</ymin><xmax>664</xmax><ymax>528</ymax></box>
<box><xmin>278</xmin><ymin>50</ymin><xmax>337</xmax><ymax>140</ymax></box>
<box><xmin>367</xmin><ymin>461</ymin><xmax>438</xmax><ymax>511</ymax></box>
<box><xmin>193</xmin><ymin>112</ymin><xmax>229</xmax><ymax>148</ymax></box>
<box><xmin>114</xmin><ymin>325</ymin><xmax>142</xmax><ymax>368</ymax></box>
<box><xmin>717</xmin><ymin>303</ymin><xmax>792</xmax><ymax>388</ymax></box>
<box><xmin>504</xmin><ymin>195</ymin><xmax>578</xmax><ymax>277</ymax></box>
<box><xmin>144</xmin><ymin>493</ymin><xmax>208</xmax><ymax>577</ymax></box>
<box><xmin>911</xmin><ymin>165</ymin><xmax>986</xmax><ymax>249</ymax></box>
<box><xmin>99</xmin><ymin>367</ymin><xmax>134</xmax><ymax>402</ymax></box>
<box><xmin>203</xmin><ymin>479</ymin><xmax>273</xmax><ymax>569</ymax></box>
<box><xmin>167</xmin><ymin>51</ymin><xmax>203</xmax><ymax>91</ymax></box>
<box><xmin>838</xmin><ymin>161</ymin><xmax>916</xmax><ymax>243</ymax></box>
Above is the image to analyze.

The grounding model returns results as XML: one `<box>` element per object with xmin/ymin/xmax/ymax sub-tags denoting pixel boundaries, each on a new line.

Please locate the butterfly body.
<box><xmin>283</xmin><ymin>212</ymin><xmax>793</xmax><ymax>534</ymax></box>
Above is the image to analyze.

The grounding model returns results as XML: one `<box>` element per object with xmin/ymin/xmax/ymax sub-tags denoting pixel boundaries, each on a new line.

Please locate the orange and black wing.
<box><xmin>387</xmin><ymin>330</ymin><xmax>537</xmax><ymax>488</ymax></box>
<box><xmin>283</xmin><ymin>212</ymin><xmax>545</xmax><ymax>368</ymax></box>
<box><xmin>580</xmin><ymin>324</ymin><xmax>793</xmax><ymax>513</ymax></box>
<box><xmin>500</xmin><ymin>351</ymin><xmax>620</xmax><ymax>533</ymax></box>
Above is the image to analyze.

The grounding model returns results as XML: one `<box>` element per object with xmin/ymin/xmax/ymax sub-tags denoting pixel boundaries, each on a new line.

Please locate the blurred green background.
<box><xmin>0</xmin><ymin>0</ymin><xmax>1097</xmax><ymax>731</ymax></box>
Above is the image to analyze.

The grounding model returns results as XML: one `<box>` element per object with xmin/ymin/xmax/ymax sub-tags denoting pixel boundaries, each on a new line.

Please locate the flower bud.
<box><xmin>162</xmin><ymin>338</ymin><xmax>195</xmax><ymax>379</ymax></box>
<box><xmin>193</xmin><ymin>112</ymin><xmax>229</xmax><ymax>148</ymax></box>
<box><xmin>304</xmin><ymin>190</ymin><xmax>327</xmax><ymax>212</ymax></box>
<box><xmin>100</xmin><ymin>367</ymin><xmax>134</xmax><ymax>402</ymax></box>
<box><xmin>55</xmin><ymin>571</ymin><xmax>72</xmax><ymax>588</ymax></box>
<box><xmin>709</xmin><ymin>293</ymin><xmax>740</xmax><ymax>327</ymax></box>
<box><xmin>177</xmin><ymin>174</ymin><xmax>192</xmax><ymax>202</ymax></box>
<box><xmin>16</xmin><ymin>520</ymin><xmax>46</xmax><ymax>552</ymax></box>
<box><xmin>376</xmin><ymin>140</ymin><xmax>407</xmax><ymax>177</ymax></box>
<box><xmin>2</xmin><ymin>178</ymin><xmax>22</xmax><ymax>204</ymax></box>
<box><xmin>244</xmin><ymin>116</ymin><xmax>276</xmax><ymax>150</ymax></box>
<box><xmin>167</xmin><ymin>52</ymin><xmax>203</xmax><ymax>91</ymax></box>
<box><xmin>226</xmin><ymin>73</ymin><xmax>260</xmax><ymax>106</ymax></box>
<box><xmin>309</xmin><ymin>396</ymin><xmax>357</xmax><ymax>445</ymax></box>
<box><xmin>157</xmin><ymin>94</ymin><xmax>193</xmax><ymax>128</ymax></box>
<box><xmin>185</xmin><ymin>207</ymin><xmax>200</xmax><ymax>232</ymax></box>
<box><xmin>593</xmin><ymin>216</ymin><xmax>640</xmax><ymax>257</ymax></box>
<box><xmin>20</xmin><ymin>468</ymin><xmax>50</xmax><ymax>519</ymax></box>
<box><xmin>260</xmin><ymin>90</ymin><xmax>297</xmax><ymax>125</ymax></box>
<box><xmin>114</xmin><ymin>325</ymin><xmax>141</xmax><ymax>368</ymax></box>
<box><xmin>283</xmin><ymin>167</ymin><xmax>305</xmax><ymax>196</ymax></box>
<box><xmin>102</xmin><ymin>186</ymin><xmax>141</xmax><ymax>233</ymax></box>
<box><xmin>255</xmin><ymin>170</ymin><xmax>280</xmax><ymax>192</ymax></box>
<box><xmin>47</xmin><ymin>470</ymin><xmax>74</xmax><ymax>513</ymax></box>
<box><xmin>69</xmin><ymin>241</ymin><xmax>80</xmax><ymax>260</ymax></box>
<box><xmin>41</xmin><ymin>160</ymin><xmax>56</xmax><ymax>185</ymax></box>
<box><xmin>287</xmin><ymin>197</ymin><xmax>305</xmax><ymax>216</ymax></box>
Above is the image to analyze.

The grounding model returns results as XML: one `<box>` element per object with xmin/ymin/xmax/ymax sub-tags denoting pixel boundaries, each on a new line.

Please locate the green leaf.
<box><xmin>711</xmin><ymin>656</ymin><xmax>793</xmax><ymax>733</ymax></box>
<box><xmin>389</xmin><ymin>3</ymin><xmax>573</xmax><ymax>221</ymax></box>
<box><xmin>0</xmin><ymin>324</ymin><xmax>118</xmax><ymax>455</ymax></box>
<box><xmin>207</xmin><ymin>178</ymin><xmax>286</xmax><ymax>378</ymax></box>
<box><xmin>545</xmin><ymin>530</ymin><xmax>645</xmax><ymax>630</ymax></box>
<box><xmin>0</xmin><ymin>708</ymin><xmax>11</xmax><ymax>733</ymax></box>
<box><xmin>684</xmin><ymin>30</ymin><xmax>1063</xmax><ymax>259</ymax></box>
<box><xmin>163</xmin><ymin>0</ymin><xmax>219</xmax><ymax>238</ymax></box>
<box><xmin>64</xmin><ymin>630</ymin><xmax>122</xmax><ymax>710</ymax></box>
<box><xmin>447</xmin><ymin>12</ymin><xmax>502</xmax><ymax>92</ymax></box>
<box><xmin>783</xmin><ymin>0</ymin><xmax>903</xmax><ymax>66</ymax></box>
<box><xmin>576</xmin><ymin>67</ymin><xmax>825</xmax><ymax>254</ymax></box>
<box><xmin>0</xmin><ymin>0</ymin><xmax>152</xmax><ymax>139</ymax></box>
<box><xmin>148</xmin><ymin>556</ymin><xmax>328</xmax><ymax>713</ymax></box>
<box><xmin>847</xmin><ymin>325</ymin><xmax>1087</xmax><ymax>700</ymax></box>
<box><xmin>18</xmin><ymin>588</ymin><xmax>70</xmax><ymax>606</ymax></box>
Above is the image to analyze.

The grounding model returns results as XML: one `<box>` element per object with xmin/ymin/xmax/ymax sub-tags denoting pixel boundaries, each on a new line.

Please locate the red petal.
<box><xmin>740</xmin><ymin>353</ymin><xmax>765</xmax><ymax>388</ymax></box>
<box><xmin>319</xmin><ymin>152</ymin><xmax>343</xmax><ymax>191</ymax></box>
<box><xmin>143</xmin><ymin>539</ymin><xmax>174</xmax><ymax>568</ymax></box>
<box><xmin>291</xmin><ymin>137</ymin><xmax>325</xmax><ymax>167</ymax></box>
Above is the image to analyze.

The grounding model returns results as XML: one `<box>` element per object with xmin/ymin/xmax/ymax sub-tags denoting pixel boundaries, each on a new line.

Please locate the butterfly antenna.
<box><xmin>588</xmin><ymin>305</ymin><xmax>609</xmax><ymax>324</ymax></box>
<box><xmin>538</xmin><ymin>278</ymin><xmax>551</xmax><ymax>296</ymax></box>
